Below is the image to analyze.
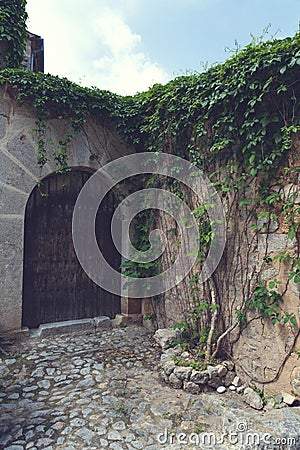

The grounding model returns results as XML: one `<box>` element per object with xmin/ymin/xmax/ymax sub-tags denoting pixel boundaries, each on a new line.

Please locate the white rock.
<box><xmin>282</xmin><ymin>392</ymin><xmax>296</xmax><ymax>406</ymax></box>
<box><xmin>217</xmin><ymin>386</ymin><xmax>226</xmax><ymax>394</ymax></box>
<box><xmin>232</xmin><ymin>376</ymin><xmax>242</xmax><ymax>387</ymax></box>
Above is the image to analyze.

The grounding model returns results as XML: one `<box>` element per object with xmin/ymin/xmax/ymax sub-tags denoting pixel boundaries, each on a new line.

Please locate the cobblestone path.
<box><xmin>1</xmin><ymin>326</ymin><xmax>300</xmax><ymax>450</ymax></box>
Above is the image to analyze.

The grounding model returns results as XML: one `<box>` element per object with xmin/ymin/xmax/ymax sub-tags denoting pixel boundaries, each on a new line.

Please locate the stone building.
<box><xmin>22</xmin><ymin>31</ymin><xmax>44</xmax><ymax>72</ymax></box>
<box><xmin>0</xmin><ymin>31</ymin><xmax>44</xmax><ymax>72</ymax></box>
<box><xmin>0</xmin><ymin>30</ymin><xmax>299</xmax><ymax>396</ymax></box>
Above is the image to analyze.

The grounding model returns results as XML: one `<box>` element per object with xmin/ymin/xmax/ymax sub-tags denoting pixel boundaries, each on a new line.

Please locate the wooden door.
<box><xmin>22</xmin><ymin>168</ymin><xmax>121</xmax><ymax>328</ymax></box>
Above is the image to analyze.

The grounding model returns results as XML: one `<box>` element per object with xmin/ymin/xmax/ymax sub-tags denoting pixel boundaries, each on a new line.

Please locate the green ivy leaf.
<box><xmin>290</xmin><ymin>316</ymin><xmax>297</xmax><ymax>326</ymax></box>
<box><xmin>294</xmin><ymin>274</ymin><xmax>300</xmax><ymax>284</ymax></box>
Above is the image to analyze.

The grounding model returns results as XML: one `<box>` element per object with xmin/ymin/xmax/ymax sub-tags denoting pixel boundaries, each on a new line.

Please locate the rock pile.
<box><xmin>155</xmin><ymin>328</ymin><xmax>269</xmax><ymax>411</ymax></box>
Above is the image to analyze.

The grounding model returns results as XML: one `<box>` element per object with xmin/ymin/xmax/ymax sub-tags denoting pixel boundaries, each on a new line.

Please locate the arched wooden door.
<box><xmin>22</xmin><ymin>168</ymin><xmax>121</xmax><ymax>328</ymax></box>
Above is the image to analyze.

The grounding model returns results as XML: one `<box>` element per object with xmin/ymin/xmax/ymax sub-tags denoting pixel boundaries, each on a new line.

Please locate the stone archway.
<box><xmin>0</xmin><ymin>89</ymin><xmax>135</xmax><ymax>334</ymax></box>
<box><xmin>22</xmin><ymin>168</ymin><xmax>121</xmax><ymax>328</ymax></box>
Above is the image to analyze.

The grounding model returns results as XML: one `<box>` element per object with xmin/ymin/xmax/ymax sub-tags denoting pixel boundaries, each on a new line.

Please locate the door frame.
<box><xmin>22</xmin><ymin>166</ymin><xmax>121</xmax><ymax>328</ymax></box>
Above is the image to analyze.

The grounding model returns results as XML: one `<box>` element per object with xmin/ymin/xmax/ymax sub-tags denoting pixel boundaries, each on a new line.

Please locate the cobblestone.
<box><xmin>1</xmin><ymin>326</ymin><xmax>300</xmax><ymax>449</ymax></box>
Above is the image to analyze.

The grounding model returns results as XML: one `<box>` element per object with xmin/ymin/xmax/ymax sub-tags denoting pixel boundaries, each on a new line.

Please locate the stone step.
<box><xmin>30</xmin><ymin>316</ymin><xmax>112</xmax><ymax>338</ymax></box>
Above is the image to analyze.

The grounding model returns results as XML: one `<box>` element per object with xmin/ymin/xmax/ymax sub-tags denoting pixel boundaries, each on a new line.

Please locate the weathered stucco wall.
<box><xmin>0</xmin><ymin>85</ymin><xmax>133</xmax><ymax>334</ymax></box>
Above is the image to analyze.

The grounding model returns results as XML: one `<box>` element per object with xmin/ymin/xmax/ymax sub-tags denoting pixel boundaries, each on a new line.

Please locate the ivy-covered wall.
<box><xmin>131</xmin><ymin>33</ymin><xmax>300</xmax><ymax>393</ymax></box>
<box><xmin>154</xmin><ymin>138</ymin><xmax>300</xmax><ymax>394</ymax></box>
<box><xmin>0</xmin><ymin>31</ymin><xmax>299</xmax><ymax>392</ymax></box>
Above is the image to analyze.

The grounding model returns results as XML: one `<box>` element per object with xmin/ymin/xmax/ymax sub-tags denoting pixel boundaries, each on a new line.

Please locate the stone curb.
<box><xmin>31</xmin><ymin>316</ymin><xmax>112</xmax><ymax>338</ymax></box>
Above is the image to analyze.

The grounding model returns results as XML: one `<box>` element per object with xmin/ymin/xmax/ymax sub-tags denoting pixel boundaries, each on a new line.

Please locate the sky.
<box><xmin>26</xmin><ymin>0</ymin><xmax>299</xmax><ymax>96</ymax></box>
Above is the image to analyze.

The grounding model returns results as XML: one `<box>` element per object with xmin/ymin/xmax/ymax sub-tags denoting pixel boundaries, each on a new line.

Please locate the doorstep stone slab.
<box><xmin>34</xmin><ymin>316</ymin><xmax>111</xmax><ymax>337</ymax></box>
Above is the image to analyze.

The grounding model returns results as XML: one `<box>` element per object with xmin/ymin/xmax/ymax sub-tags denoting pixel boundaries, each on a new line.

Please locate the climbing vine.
<box><xmin>0</xmin><ymin>30</ymin><xmax>299</xmax><ymax>377</ymax></box>
<box><xmin>0</xmin><ymin>0</ymin><xmax>28</xmax><ymax>68</ymax></box>
<box><xmin>0</xmin><ymin>32</ymin><xmax>298</xmax><ymax>172</ymax></box>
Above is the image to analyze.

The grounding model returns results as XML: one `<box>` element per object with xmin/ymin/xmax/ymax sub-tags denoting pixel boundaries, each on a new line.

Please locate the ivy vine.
<box><xmin>0</xmin><ymin>0</ymin><xmax>28</xmax><ymax>68</ymax></box>
<box><xmin>0</xmin><ymin>32</ymin><xmax>298</xmax><ymax>173</ymax></box>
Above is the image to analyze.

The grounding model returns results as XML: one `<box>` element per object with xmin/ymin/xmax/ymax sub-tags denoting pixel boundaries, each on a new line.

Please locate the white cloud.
<box><xmin>25</xmin><ymin>0</ymin><xmax>169</xmax><ymax>95</ymax></box>
<box><xmin>91</xmin><ymin>9</ymin><xmax>169</xmax><ymax>94</ymax></box>
<box><xmin>94</xmin><ymin>12</ymin><xmax>141</xmax><ymax>55</ymax></box>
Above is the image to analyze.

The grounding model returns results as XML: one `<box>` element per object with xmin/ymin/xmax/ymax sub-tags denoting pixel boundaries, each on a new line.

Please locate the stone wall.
<box><xmin>149</xmin><ymin>141</ymin><xmax>300</xmax><ymax>394</ymax></box>
<box><xmin>0</xmin><ymin>81</ymin><xmax>299</xmax><ymax>395</ymax></box>
<box><xmin>0</xmin><ymin>85</ymin><xmax>133</xmax><ymax>334</ymax></box>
